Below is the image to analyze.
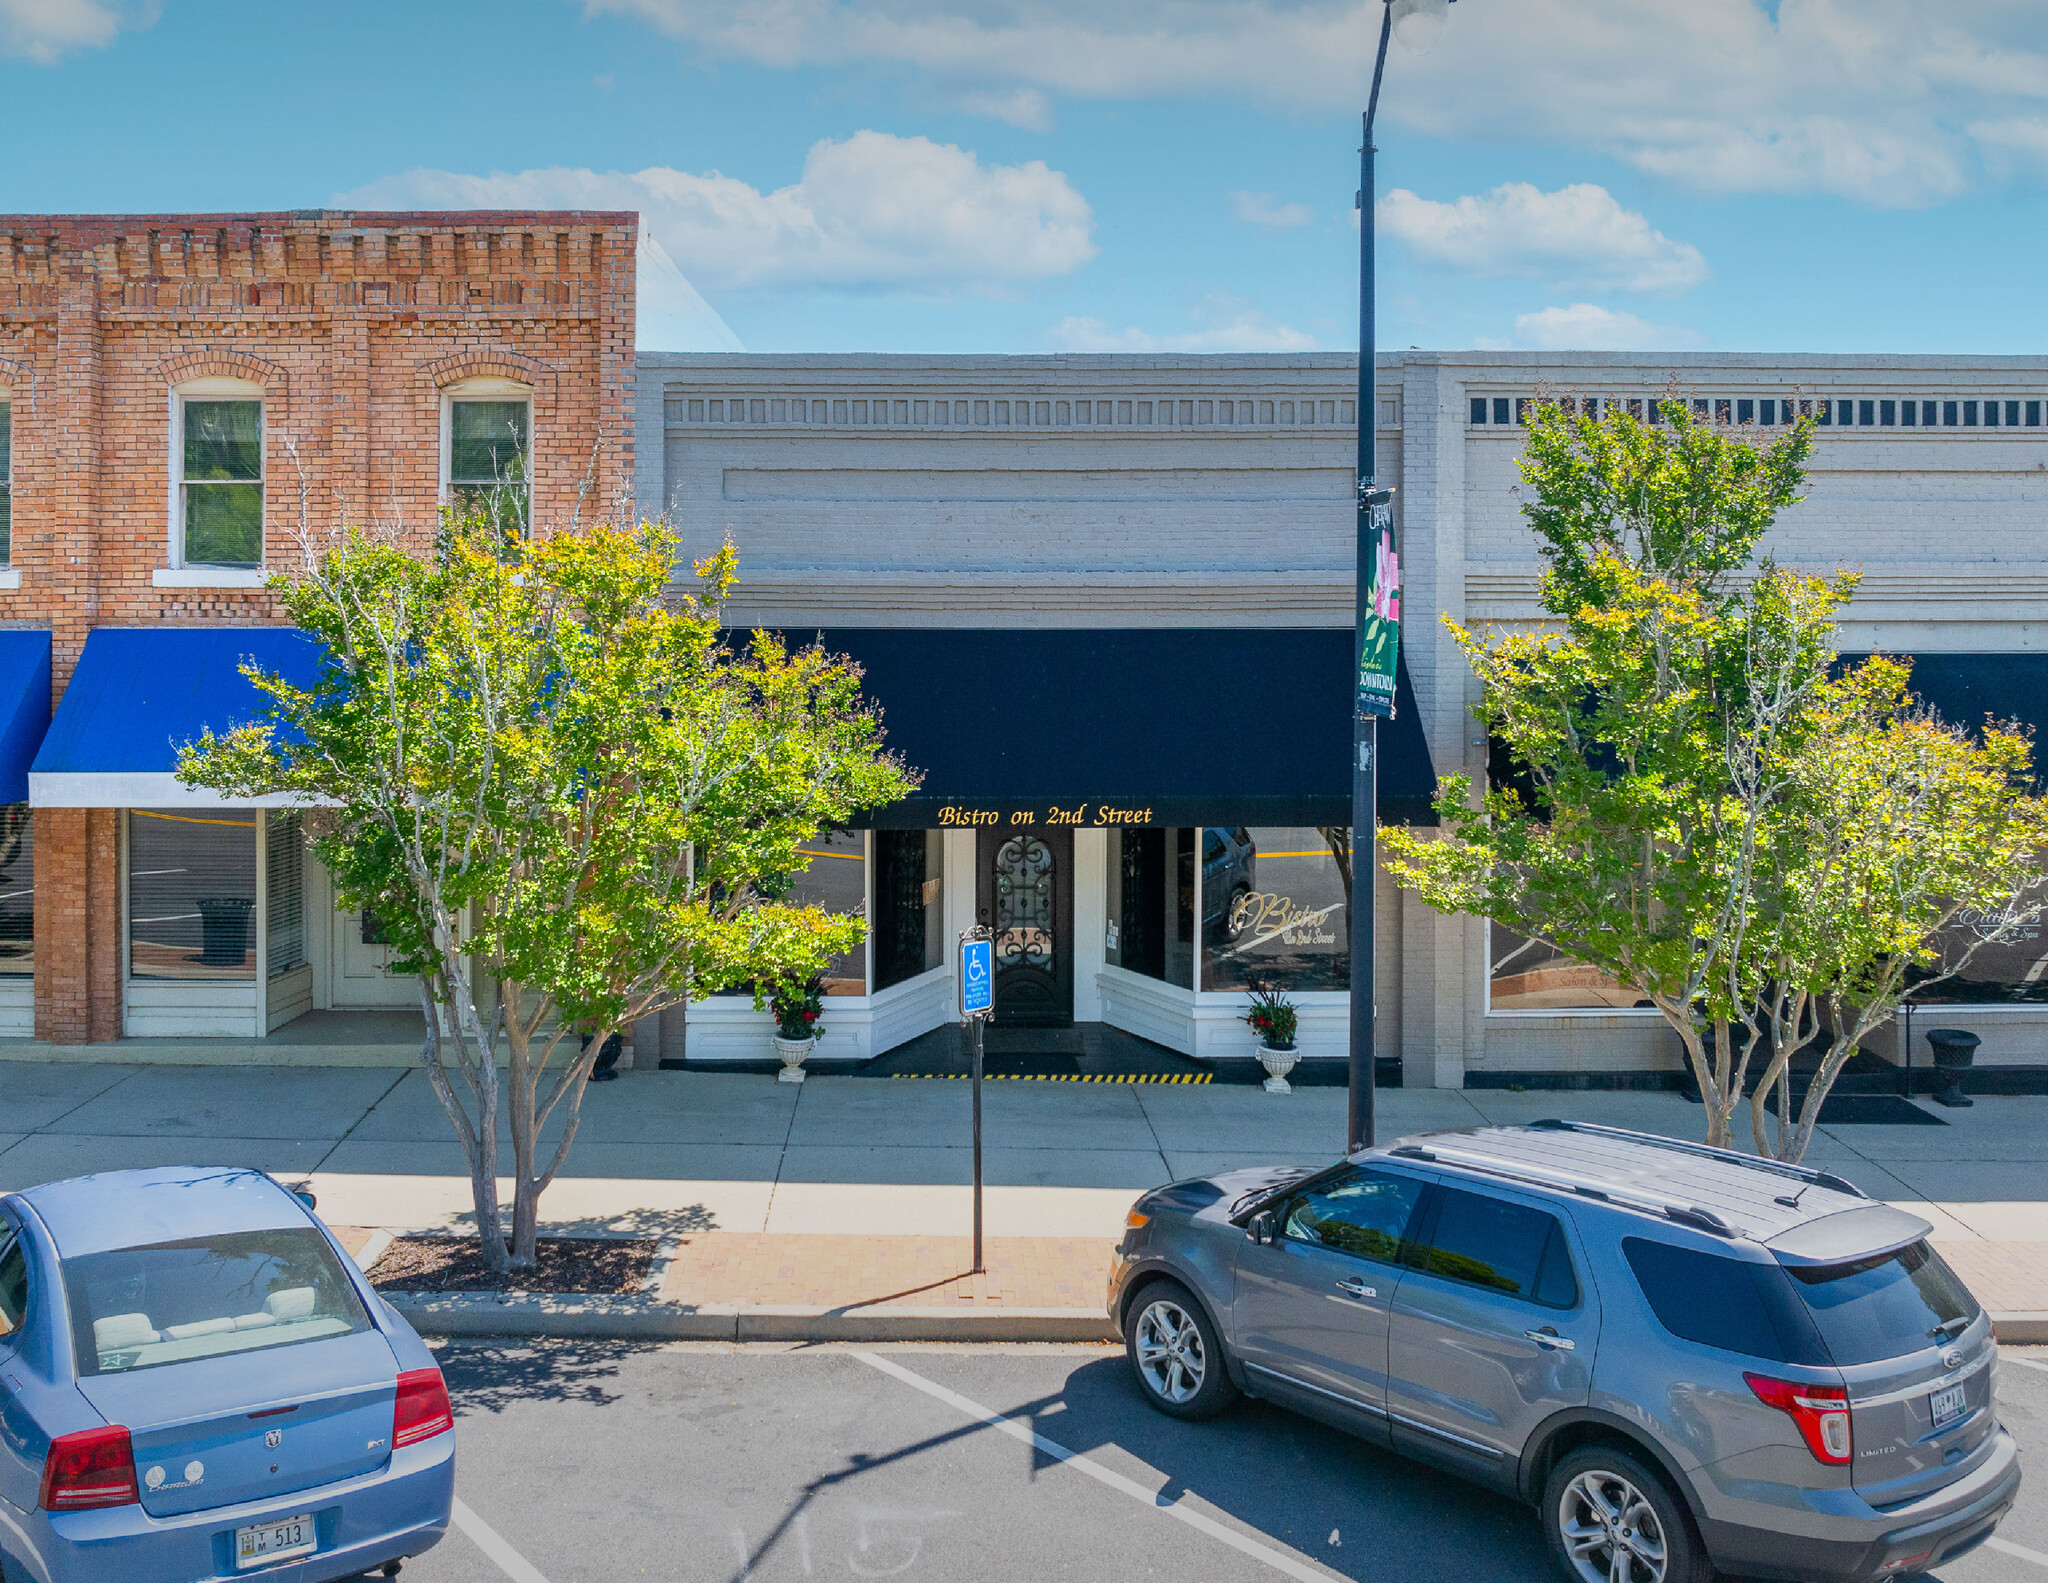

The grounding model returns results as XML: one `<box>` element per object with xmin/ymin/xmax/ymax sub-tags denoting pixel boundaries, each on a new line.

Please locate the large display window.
<box><xmin>0</xmin><ymin>805</ymin><xmax>30</xmax><ymax>976</ymax></box>
<box><xmin>129</xmin><ymin>810</ymin><xmax>258</xmax><ymax>981</ymax></box>
<box><xmin>873</xmin><ymin>828</ymin><xmax>945</xmax><ymax>992</ymax></box>
<box><xmin>1105</xmin><ymin>828</ymin><xmax>1194</xmax><ymax>989</ymax></box>
<box><xmin>1199</xmin><ymin>827</ymin><xmax>1351</xmax><ymax>993</ymax></box>
<box><xmin>1488</xmin><ymin>922</ymin><xmax>1650</xmax><ymax>1011</ymax></box>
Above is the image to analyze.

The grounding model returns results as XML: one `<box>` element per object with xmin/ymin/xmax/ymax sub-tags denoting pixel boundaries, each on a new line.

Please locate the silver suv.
<box><xmin>1107</xmin><ymin>1120</ymin><xmax>2020</xmax><ymax>1583</ymax></box>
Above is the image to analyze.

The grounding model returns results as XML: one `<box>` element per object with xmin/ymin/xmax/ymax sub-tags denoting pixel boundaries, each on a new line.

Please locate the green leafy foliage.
<box><xmin>178</xmin><ymin>513</ymin><xmax>918</xmax><ymax>1269</ymax></box>
<box><xmin>1385</xmin><ymin>398</ymin><xmax>2048</xmax><ymax>1158</ymax></box>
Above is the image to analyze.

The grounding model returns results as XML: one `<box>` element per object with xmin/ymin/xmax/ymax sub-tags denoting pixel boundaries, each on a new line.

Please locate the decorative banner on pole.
<box><xmin>1357</xmin><ymin>487</ymin><xmax>1400</xmax><ymax>719</ymax></box>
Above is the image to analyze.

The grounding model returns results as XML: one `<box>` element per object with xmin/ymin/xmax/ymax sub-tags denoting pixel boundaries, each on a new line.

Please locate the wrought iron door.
<box><xmin>976</xmin><ymin>827</ymin><xmax>1074</xmax><ymax>1024</ymax></box>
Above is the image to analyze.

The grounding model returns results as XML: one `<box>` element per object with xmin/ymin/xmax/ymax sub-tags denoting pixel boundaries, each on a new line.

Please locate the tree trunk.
<box><xmin>503</xmin><ymin>980</ymin><xmax>540</xmax><ymax>1271</ymax></box>
<box><xmin>417</xmin><ymin>974</ymin><xmax>510</xmax><ymax>1277</ymax></box>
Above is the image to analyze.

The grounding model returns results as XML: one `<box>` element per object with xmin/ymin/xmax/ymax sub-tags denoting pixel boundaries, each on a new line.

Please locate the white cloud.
<box><xmin>0</xmin><ymin>0</ymin><xmax>154</xmax><ymax>62</ymax></box>
<box><xmin>1051</xmin><ymin>290</ymin><xmax>1317</xmax><ymax>353</ymax></box>
<box><xmin>587</xmin><ymin>0</ymin><xmax>2048</xmax><ymax>206</ymax></box>
<box><xmin>1498</xmin><ymin>303</ymin><xmax>1705</xmax><ymax>352</ymax></box>
<box><xmin>339</xmin><ymin>131</ymin><xmax>1094</xmax><ymax>294</ymax></box>
<box><xmin>1968</xmin><ymin>115</ymin><xmax>2048</xmax><ymax>175</ymax></box>
<box><xmin>1378</xmin><ymin>183</ymin><xmax>1708</xmax><ymax>294</ymax></box>
<box><xmin>1230</xmin><ymin>190</ymin><xmax>1315</xmax><ymax>231</ymax></box>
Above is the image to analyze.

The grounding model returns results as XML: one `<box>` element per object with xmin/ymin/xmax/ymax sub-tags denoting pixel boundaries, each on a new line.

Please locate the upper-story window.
<box><xmin>442</xmin><ymin>378</ymin><xmax>532</xmax><ymax>543</ymax></box>
<box><xmin>174</xmin><ymin>379</ymin><xmax>264</xmax><ymax>569</ymax></box>
<box><xmin>0</xmin><ymin>387</ymin><xmax>11</xmax><ymax>567</ymax></box>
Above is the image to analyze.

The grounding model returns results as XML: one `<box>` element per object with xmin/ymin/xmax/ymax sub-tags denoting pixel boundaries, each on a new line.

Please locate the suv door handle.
<box><xmin>1525</xmin><ymin>1327</ymin><xmax>1575</xmax><ymax>1351</ymax></box>
<box><xmin>1335</xmin><ymin>1278</ymin><xmax>1378</xmax><ymax>1299</ymax></box>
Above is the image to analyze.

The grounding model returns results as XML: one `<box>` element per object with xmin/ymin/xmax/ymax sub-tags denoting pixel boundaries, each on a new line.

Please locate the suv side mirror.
<box><xmin>1245</xmin><ymin>1209</ymin><xmax>1277</xmax><ymax>1244</ymax></box>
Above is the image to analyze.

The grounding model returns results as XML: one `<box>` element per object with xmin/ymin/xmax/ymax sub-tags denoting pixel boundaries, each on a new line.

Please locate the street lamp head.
<box><xmin>1389</xmin><ymin>0</ymin><xmax>1451</xmax><ymax>56</ymax></box>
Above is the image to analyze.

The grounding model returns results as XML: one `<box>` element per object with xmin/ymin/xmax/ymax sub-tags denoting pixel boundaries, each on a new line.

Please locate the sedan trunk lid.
<box><xmin>75</xmin><ymin>1330</ymin><xmax>400</xmax><ymax>1518</ymax></box>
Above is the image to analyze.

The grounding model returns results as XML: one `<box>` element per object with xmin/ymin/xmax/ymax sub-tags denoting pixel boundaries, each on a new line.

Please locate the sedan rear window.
<box><xmin>1784</xmin><ymin>1240</ymin><xmax>1979</xmax><ymax>1366</ymax></box>
<box><xmin>64</xmin><ymin>1228</ymin><xmax>370</xmax><ymax>1376</ymax></box>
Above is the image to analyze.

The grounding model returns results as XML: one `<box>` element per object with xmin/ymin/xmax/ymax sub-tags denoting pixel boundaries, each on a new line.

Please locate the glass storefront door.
<box><xmin>978</xmin><ymin>827</ymin><xmax>1074</xmax><ymax>1024</ymax></box>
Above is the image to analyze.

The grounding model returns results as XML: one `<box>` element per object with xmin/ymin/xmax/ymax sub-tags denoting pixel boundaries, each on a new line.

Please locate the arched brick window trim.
<box><xmin>157</xmin><ymin>349</ymin><xmax>290</xmax><ymax>428</ymax></box>
<box><xmin>0</xmin><ymin>355</ymin><xmax>30</xmax><ymax>414</ymax></box>
<box><xmin>422</xmin><ymin>350</ymin><xmax>556</xmax><ymax>400</ymax></box>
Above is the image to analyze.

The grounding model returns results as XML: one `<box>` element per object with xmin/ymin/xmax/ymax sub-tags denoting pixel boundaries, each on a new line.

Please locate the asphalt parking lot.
<box><xmin>393</xmin><ymin>1340</ymin><xmax>2048</xmax><ymax>1583</ymax></box>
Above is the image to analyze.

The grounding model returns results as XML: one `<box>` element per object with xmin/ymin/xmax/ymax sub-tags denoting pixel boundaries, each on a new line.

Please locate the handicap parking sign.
<box><xmin>961</xmin><ymin>937</ymin><xmax>993</xmax><ymax>1017</ymax></box>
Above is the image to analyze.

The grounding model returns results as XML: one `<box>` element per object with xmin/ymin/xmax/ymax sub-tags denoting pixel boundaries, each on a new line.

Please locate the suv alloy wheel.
<box><xmin>1125</xmin><ymin>1280</ymin><xmax>1238</xmax><ymax>1420</ymax></box>
<box><xmin>1542</xmin><ymin>1445</ymin><xmax>1708</xmax><ymax>1583</ymax></box>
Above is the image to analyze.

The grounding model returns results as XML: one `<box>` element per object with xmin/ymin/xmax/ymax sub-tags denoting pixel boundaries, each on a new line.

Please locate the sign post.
<box><xmin>958</xmin><ymin>927</ymin><xmax>994</xmax><ymax>1274</ymax></box>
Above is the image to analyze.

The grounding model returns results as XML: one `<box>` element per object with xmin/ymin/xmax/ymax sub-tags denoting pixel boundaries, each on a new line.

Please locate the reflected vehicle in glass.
<box><xmin>1109</xmin><ymin>1122</ymin><xmax>2020</xmax><ymax>1583</ymax></box>
<box><xmin>0</xmin><ymin>1167</ymin><xmax>453</xmax><ymax>1583</ymax></box>
<box><xmin>1200</xmin><ymin>826</ymin><xmax>1256</xmax><ymax>942</ymax></box>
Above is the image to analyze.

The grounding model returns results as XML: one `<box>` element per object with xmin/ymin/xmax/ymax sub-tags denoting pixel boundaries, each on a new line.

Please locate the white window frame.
<box><xmin>440</xmin><ymin>376</ymin><xmax>535</xmax><ymax>528</ymax></box>
<box><xmin>163</xmin><ymin>376</ymin><xmax>267</xmax><ymax>586</ymax></box>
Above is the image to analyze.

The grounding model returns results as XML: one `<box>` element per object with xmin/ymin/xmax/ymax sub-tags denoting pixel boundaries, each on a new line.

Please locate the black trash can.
<box><xmin>1923</xmin><ymin>1027</ymin><xmax>1980</xmax><ymax>1109</ymax></box>
<box><xmin>195</xmin><ymin>897</ymin><xmax>254</xmax><ymax>967</ymax></box>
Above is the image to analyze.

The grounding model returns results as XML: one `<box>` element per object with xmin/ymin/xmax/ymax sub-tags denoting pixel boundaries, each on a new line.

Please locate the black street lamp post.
<box><xmin>1351</xmin><ymin>0</ymin><xmax>1451</xmax><ymax>1155</ymax></box>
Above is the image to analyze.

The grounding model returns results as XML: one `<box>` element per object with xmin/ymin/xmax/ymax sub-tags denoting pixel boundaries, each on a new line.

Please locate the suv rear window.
<box><xmin>64</xmin><ymin>1228</ymin><xmax>370</xmax><ymax>1376</ymax></box>
<box><xmin>1623</xmin><ymin>1237</ymin><xmax>1829</xmax><ymax>1365</ymax></box>
<box><xmin>1784</xmin><ymin>1241</ymin><xmax>1978</xmax><ymax>1365</ymax></box>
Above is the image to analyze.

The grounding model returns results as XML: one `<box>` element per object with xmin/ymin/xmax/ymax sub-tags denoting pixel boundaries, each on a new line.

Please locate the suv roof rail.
<box><xmin>1525</xmin><ymin>1119</ymin><xmax>1867</xmax><ymax>1199</ymax></box>
<box><xmin>1382</xmin><ymin>1138</ymin><xmax>1748</xmax><ymax>1240</ymax></box>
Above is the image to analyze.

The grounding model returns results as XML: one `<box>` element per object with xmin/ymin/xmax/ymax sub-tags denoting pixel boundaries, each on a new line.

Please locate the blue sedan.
<box><xmin>0</xmin><ymin>1167</ymin><xmax>452</xmax><ymax>1582</ymax></box>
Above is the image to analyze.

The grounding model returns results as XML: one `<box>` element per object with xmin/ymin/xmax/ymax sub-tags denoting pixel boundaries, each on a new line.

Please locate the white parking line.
<box><xmin>1989</xmin><ymin>1536</ymin><xmax>2048</xmax><ymax>1570</ymax></box>
<box><xmin>853</xmin><ymin>1350</ymin><xmax>1336</xmax><ymax>1583</ymax></box>
<box><xmin>452</xmin><ymin>1496</ymin><xmax>553</xmax><ymax>1583</ymax></box>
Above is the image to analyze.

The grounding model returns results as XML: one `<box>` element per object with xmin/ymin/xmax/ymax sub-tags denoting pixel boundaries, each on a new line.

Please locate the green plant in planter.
<box><xmin>770</xmin><ymin>974</ymin><xmax>826</xmax><ymax>1042</ymax></box>
<box><xmin>1243</xmin><ymin>980</ymin><xmax>1298</xmax><ymax>1050</ymax></box>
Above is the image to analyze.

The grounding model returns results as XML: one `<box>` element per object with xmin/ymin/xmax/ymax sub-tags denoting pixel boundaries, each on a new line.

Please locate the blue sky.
<box><xmin>5</xmin><ymin>0</ymin><xmax>2048</xmax><ymax>355</ymax></box>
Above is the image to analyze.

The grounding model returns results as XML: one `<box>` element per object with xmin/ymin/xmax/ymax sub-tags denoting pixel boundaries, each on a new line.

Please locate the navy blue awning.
<box><xmin>798</xmin><ymin>628</ymin><xmax>1439</xmax><ymax>829</ymax></box>
<box><xmin>0</xmin><ymin>631</ymin><xmax>51</xmax><ymax>806</ymax></box>
<box><xmin>30</xmin><ymin>628</ymin><xmax>321</xmax><ymax>808</ymax></box>
<box><xmin>1840</xmin><ymin>652</ymin><xmax>2048</xmax><ymax>780</ymax></box>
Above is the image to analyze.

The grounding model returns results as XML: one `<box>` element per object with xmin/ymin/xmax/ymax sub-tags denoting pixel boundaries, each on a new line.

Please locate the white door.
<box><xmin>328</xmin><ymin>901</ymin><xmax>421</xmax><ymax>1008</ymax></box>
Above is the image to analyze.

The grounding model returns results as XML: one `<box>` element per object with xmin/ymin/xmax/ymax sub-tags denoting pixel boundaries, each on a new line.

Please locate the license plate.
<box><xmin>235</xmin><ymin>1514</ymin><xmax>316</xmax><ymax>1569</ymax></box>
<box><xmin>1930</xmin><ymin>1383</ymin><xmax>1967</xmax><ymax>1430</ymax></box>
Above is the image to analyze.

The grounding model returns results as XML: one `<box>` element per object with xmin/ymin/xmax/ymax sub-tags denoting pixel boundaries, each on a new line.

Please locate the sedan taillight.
<box><xmin>40</xmin><ymin>1425</ymin><xmax>139</xmax><ymax>1511</ymax></box>
<box><xmin>1746</xmin><ymin>1372</ymin><xmax>1852</xmax><ymax>1465</ymax></box>
<box><xmin>393</xmin><ymin>1367</ymin><xmax>454</xmax><ymax>1449</ymax></box>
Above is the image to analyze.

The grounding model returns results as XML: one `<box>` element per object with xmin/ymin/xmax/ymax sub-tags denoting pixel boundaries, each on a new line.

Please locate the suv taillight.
<box><xmin>1746</xmin><ymin>1373</ymin><xmax>1852</xmax><ymax>1465</ymax></box>
<box><xmin>39</xmin><ymin>1425</ymin><xmax>139</xmax><ymax>1511</ymax></box>
<box><xmin>393</xmin><ymin>1367</ymin><xmax>454</xmax><ymax>1449</ymax></box>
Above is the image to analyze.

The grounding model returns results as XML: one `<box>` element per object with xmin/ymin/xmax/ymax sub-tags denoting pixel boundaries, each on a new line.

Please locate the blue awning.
<box><xmin>801</xmin><ymin>628</ymin><xmax>1440</xmax><ymax>828</ymax></box>
<box><xmin>30</xmin><ymin>628</ymin><xmax>321</xmax><ymax>808</ymax></box>
<box><xmin>0</xmin><ymin>631</ymin><xmax>51</xmax><ymax>806</ymax></box>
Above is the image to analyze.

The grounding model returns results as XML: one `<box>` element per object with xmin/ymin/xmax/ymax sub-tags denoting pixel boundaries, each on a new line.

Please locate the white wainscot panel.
<box><xmin>0</xmin><ymin>979</ymin><xmax>31</xmax><ymax>1037</ymax></box>
<box><xmin>1192</xmin><ymin>991</ymin><xmax>1350</xmax><ymax>1064</ymax></box>
<box><xmin>1098</xmin><ymin>966</ymin><xmax>1196</xmax><ymax>1055</ymax></box>
<box><xmin>870</xmin><ymin>966</ymin><xmax>954</xmax><ymax>1055</ymax></box>
<box><xmin>266</xmin><ymin>965</ymin><xmax>314</xmax><ymax>1033</ymax></box>
<box><xmin>125</xmin><ymin>981</ymin><xmax>259</xmax><ymax>1038</ymax></box>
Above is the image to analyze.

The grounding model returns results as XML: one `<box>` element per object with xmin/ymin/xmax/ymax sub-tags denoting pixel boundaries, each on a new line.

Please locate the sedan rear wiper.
<box><xmin>1929</xmin><ymin>1315</ymin><xmax>1971</xmax><ymax>1340</ymax></box>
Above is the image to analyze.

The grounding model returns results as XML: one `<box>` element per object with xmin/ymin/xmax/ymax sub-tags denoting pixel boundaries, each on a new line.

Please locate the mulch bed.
<box><xmin>367</xmin><ymin>1235</ymin><xmax>657</xmax><ymax>1295</ymax></box>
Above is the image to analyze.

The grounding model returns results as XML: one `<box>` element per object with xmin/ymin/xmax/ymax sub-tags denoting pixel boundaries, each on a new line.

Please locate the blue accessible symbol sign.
<box><xmin>961</xmin><ymin>937</ymin><xmax>993</xmax><ymax>1017</ymax></box>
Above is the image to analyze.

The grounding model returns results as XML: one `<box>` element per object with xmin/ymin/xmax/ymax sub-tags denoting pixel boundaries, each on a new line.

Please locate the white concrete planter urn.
<box><xmin>773</xmin><ymin>1033</ymin><xmax>818</xmax><ymax>1083</ymax></box>
<box><xmin>1257</xmin><ymin>1042</ymin><xmax>1300</xmax><ymax>1094</ymax></box>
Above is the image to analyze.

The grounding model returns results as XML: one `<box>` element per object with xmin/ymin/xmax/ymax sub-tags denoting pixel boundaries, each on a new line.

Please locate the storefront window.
<box><xmin>1488</xmin><ymin>922</ymin><xmax>1648</xmax><ymax>1010</ymax></box>
<box><xmin>1904</xmin><ymin>889</ymin><xmax>2048</xmax><ymax>1003</ymax></box>
<box><xmin>1105</xmin><ymin>828</ymin><xmax>1194</xmax><ymax>989</ymax></box>
<box><xmin>717</xmin><ymin>828</ymin><xmax>870</xmax><ymax>996</ymax></box>
<box><xmin>1200</xmin><ymin>827</ymin><xmax>1350</xmax><ymax>993</ymax></box>
<box><xmin>873</xmin><ymin>829</ymin><xmax>944</xmax><ymax>992</ymax></box>
<box><xmin>129</xmin><ymin>809</ymin><xmax>258</xmax><ymax>981</ymax></box>
<box><xmin>265</xmin><ymin>811</ymin><xmax>306</xmax><ymax>978</ymax></box>
<box><xmin>0</xmin><ymin>805</ymin><xmax>31</xmax><ymax>976</ymax></box>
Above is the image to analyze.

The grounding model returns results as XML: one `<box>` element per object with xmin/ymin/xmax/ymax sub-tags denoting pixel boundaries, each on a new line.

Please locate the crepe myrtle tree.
<box><xmin>1383</xmin><ymin>397</ymin><xmax>2048</xmax><ymax>1160</ymax></box>
<box><xmin>178</xmin><ymin>513</ymin><xmax>917</xmax><ymax>1273</ymax></box>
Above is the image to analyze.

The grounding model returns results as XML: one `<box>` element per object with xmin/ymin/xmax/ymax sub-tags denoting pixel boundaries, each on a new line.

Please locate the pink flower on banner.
<box><xmin>1372</xmin><ymin>540</ymin><xmax>1402</xmax><ymax>623</ymax></box>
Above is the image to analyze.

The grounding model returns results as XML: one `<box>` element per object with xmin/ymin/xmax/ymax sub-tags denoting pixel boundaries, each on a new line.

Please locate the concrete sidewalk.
<box><xmin>3</xmin><ymin>1063</ymin><xmax>2044</xmax><ymax>1339</ymax></box>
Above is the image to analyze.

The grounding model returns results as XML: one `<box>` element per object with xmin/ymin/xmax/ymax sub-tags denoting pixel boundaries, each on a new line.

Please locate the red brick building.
<box><xmin>0</xmin><ymin>210</ymin><xmax>635</xmax><ymax>1044</ymax></box>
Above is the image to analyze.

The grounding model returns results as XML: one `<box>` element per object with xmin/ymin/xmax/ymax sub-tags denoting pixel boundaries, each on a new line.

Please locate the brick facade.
<box><xmin>1</xmin><ymin>210</ymin><xmax>636</xmax><ymax>1042</ymax></box>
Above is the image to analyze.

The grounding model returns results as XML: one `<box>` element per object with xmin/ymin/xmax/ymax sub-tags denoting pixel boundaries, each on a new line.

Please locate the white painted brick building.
<box><xmin>635</xmin><ymin>351</ymin><xmax>2048</xmax><ymax>1087</ymax></box>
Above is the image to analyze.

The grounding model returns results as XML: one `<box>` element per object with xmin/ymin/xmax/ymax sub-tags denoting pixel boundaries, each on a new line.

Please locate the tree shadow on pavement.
<box><xmin>435</xmin><ymin>1338</ymin><xmax>634</xmax><ymax>1417</ymax></box>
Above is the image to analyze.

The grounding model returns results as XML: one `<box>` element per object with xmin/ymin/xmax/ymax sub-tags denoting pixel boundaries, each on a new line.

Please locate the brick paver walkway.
<box><xmin>1933</xmin><ymin>1241</ymin><xmax>2048</xmax><ymax>1315</ymax></box>
<box><xmin>660</xmin><ymin>1234</ymin><xmax>1118</xmax><ymax>1311</ymax></box>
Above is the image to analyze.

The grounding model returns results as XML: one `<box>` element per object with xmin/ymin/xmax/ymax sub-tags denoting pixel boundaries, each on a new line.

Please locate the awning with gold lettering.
<box><xmin>790</xmin><ymin>628</ymin><xmax>1439</xmax><ymax>830</ymax></box>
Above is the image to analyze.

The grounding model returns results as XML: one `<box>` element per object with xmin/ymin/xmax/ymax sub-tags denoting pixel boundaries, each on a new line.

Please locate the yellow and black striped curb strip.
<box><xmin>891</xmin><ymin>1071</ymin><xmax>1210</xmax><ymax>1084</ymax></box>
